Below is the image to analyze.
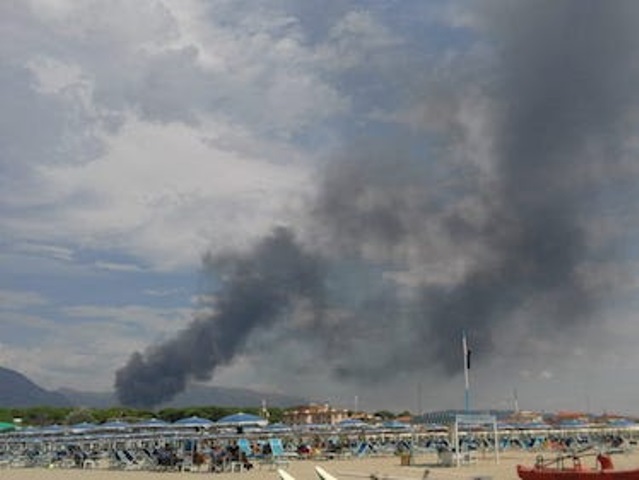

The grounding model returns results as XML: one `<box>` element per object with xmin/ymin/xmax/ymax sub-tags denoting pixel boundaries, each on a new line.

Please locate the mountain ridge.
<box><xmin>0</xmin><ymin>366</ymin><xmax>306</xmax><ymax>409</ymax></box>
<box><xmin>57</xmin><ymin>384</ymin><xmax>306</xmax><ymax>409</ymax></box>
<box><xmin>0</xmin><ymin>367</ymin><xmax>71</xmax><ymax>407</ymax></box>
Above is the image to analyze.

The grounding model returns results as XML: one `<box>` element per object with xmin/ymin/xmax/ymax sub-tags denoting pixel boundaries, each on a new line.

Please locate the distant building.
<box><xmin>282</xmin><ymin>403</ymin><xmax>350</xmax><ymax>425</ymax></box>
<box><xmin>395</xmin><ymin>414</ymin><xmax>413</xmax><ymax>424</ymax></box>
<box><xmin>547</xmin><ymin>411</ymin><xmax>591</xmax><ymax>425</ymax></box>
<box><xmin>507</xmin><ymin>410</ymin><xmax>545</xmax><ymax>424</ymax></box>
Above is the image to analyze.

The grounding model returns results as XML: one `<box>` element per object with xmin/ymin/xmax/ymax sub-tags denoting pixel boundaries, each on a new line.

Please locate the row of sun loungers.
<box><xmin>2</xmin><ymin>432</ymin><xmax>630</xmax><ymax>473</ymax></box>
<box><xmin>0</xmin><ymin>437</ymin><xmax>302</xmax><ymax>472</ymax></box>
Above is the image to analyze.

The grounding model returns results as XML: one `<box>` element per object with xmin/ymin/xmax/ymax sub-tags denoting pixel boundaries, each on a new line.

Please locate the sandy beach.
<box><xmin>2</xmin><ymin>450</ymin><xmax>639</xmax><ymax>480</ymax></box>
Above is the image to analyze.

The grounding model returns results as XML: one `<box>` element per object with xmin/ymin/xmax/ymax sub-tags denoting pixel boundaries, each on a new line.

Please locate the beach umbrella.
<box><xmin>216</xmin><ymin>412</ymin><xmax>268</xmax><ymax>427</ymax></box>
<box><xmin>266</xmin><ymin>422</ymin><xmax>292</xmax><ymax>433</ymax></box>
<box><xmin>0</xmin><ymin>421</ymin><xmax>16</xmax><ymax>432</ymax></box>
<box><xmin>423</xmin><ymin>423</ymin><xmax>447</xmax><ymax>432</ymax></box>
<box><xmin>382</xmin><ymin>420</ymin><xmax>410</xmax><ymax>429</ymax></box>
<box><xmin>558</xmin><ymin>419</ymin><xmax>588</xmax><ymax>429</ymax></box>
<box><xmin>608</xmin><ymin>418</ymin><xmax>636</xmax><ymax>427</ymax></box>
<box><xmin>135</xmin><ymin>417</ymin><xmax>170</xmax><ymax>429</ymax></box>
<box><xmin>173</xmin><ymin>415</ymin><xmax>214</xmax><ymax>428</ymax></box>
<box><xmin>98</xmin><ymin>420</ymin><xmax>130</xmax><ymax>431</ymax></box>
<box><xmin>337</xmin><ymin>418</ymin><xmax>369</xmax><ymax>429</ymax></box>
<box><xmin>15</xmin><ymin>426</ymin><xmax>42</xmax><ymax>437</ymax></box>
<box><xmin>40</xmin><ymin>423</ymin><xmax>66</xmax><ymax>434</ymax></box>
<box><xmin>517</xmin><ymin>422</ymin><xmax>549</xmax><ymax>430</ymax></box>
<box><xmin>70</xmin><ymin>421</ymin><xmax>98</xmax><ymax>433</ymax></box>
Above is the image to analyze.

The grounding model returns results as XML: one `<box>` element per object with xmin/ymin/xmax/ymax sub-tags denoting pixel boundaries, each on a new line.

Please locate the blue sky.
<box><xmin>3</xmin><ymin>0</ymin><xmax>639</xmax><ymax>414</ymax></box>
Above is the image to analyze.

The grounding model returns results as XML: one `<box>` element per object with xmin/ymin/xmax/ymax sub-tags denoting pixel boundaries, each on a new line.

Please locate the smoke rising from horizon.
<box><xmin>115</xmin><ymin>228</ymin><xmax>325</xmax><ymax>407</ymax></box>
<box><xmin>115</xmin><ymin>1</ymin><xmax>639</xmax><ymax>407</ymax></box>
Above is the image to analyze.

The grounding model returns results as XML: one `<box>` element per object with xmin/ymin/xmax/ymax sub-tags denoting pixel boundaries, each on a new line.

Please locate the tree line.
<box><xmin>0</xmin><ymin>406</ymin><xmax>410</xmax><ymax>427</ymax></box>
<box><xmin>0</xmin><ymin>405</ymin><xmax>281</xmax><ymax>427</ymax></box>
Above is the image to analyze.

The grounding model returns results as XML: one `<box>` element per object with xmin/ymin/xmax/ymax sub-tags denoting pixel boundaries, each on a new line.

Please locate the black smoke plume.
<box><xmin>115</xmin><ymin>228</ymin><xmax>325</xmax><ymax>407</ymax></box>
<box><xmin>115</xmin><ymin>2</ymin><xmax>639</xmax><ymax>406</ymax></box>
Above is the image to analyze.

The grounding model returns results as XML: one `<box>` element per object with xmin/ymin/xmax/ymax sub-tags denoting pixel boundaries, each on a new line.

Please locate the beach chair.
<box><xmin>138</xmin><ymin>448</ymin><xmax>159</xmax><ymax>470</ymax></box>
<box><xmin>180</xmin><ymin>454</ymin><xmax>195</xmax><ymax>472</ymax></box>
<box><xmin>258</xmin><ymin>438</ymin><xmax>294</xmax><ymax>470</ymax></box>
<box><xmin>352</xmin><ymin>441</ymin><xmax>373</xmax><ymax>457</ymax></box>
<box><xmin>238</xmin><ymin>438</ymin><xmax>255</xmax><ymax>458</ymax></box>
<box><xmin>269</xmin><ymin>438</ymin><xmax>285</xmax><ymax>456</ymax></box>
<box><xmin>113</xmin><ymin>449</ymin><xmax>140</xmax><ymax>470</ymax></box>
<box><xmin>273</xmin><ymin>438</ymin><xmax>299</xmax><ymax>459</ymax></box>
<box><xmin>500</xmin><ymin>438</ymin><xmax>510</xmax><ymax>450</ymax></box>
<box><xmin>315</xmin><ymin>465</ymin><xmax>339</xmax><ymax>480</ymax></box>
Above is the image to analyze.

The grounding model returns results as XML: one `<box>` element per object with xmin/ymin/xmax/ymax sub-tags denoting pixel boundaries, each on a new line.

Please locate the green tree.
<box><xmin>65</xmin><ymin>407</ymin><xmax>96</xmax><ymax>425</ymax></box>
<box><xmin>9</xmin><ymin>407</ymin><xmax>72</xmax><ymax>426</ymax></box>
<box><xmin>374</xmin><ymin>410</ymin><xmax>396</xmax><ymax>420</ymax></box>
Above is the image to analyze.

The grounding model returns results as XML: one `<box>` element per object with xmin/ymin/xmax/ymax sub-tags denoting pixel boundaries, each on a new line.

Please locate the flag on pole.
<box><xmin>462</xmin><ymin>332</ymin><xmax>470</xmax><ymax>390</ymax></box>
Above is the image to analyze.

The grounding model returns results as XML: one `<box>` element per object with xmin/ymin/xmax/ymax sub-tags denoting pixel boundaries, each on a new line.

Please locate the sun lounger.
<box><xmin>352</xmin><ymin>441</ymin><xmax>373</xmax><ymax>457</ymax></box>
<box><xmin>270</xmin><ymin>438</ymin><xmax>298</xmax><ymax>458</ymax></box>
<box><xmin>238</xmin><ymin>438</ymin><xmax>251</xmax><ymax>455</ymax></box>
<box><xmin>259</xmin><ymin>438</ymin><xmax>297</xmax><ymax>470</ymax></box>
<box><xmin>113</xmin><ymin>449</ymin><xmax>141</xmax><ymax>469</ymax></box>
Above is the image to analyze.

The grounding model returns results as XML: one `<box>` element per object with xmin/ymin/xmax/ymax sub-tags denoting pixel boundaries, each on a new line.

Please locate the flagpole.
<box><xmin>462</xmin><ymin>331</ymin><xmax>470</xmax><ymax>412</ymax></box>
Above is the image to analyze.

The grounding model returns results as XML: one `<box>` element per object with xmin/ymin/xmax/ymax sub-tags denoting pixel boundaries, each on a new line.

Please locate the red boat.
<box><xmin>517</xmin><ymin>453</ymin><xmax>639</xmax><ymax>480</ymax></box>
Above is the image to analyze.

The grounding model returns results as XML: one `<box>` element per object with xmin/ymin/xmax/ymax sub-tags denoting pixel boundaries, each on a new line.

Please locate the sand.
<box><xmin>1</xmin><ymin>450</ymin><xmax>639</xmax><ymax>480</ymax></box>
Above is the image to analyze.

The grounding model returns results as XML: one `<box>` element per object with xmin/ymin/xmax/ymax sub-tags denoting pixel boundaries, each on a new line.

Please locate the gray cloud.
<box><xmin>115</xmin><ymin>1</ymin><xmax>639</xmax><ymax>407</ymax></box>
<box><xmin>313</xmin><ymin>1</ymin><xmax>639</xmax><ymax>375</ymax></box>
<box><xmin>4</xmin><ymin>1</ymin><xmax>637</xmax><ymax>409</ymax></box>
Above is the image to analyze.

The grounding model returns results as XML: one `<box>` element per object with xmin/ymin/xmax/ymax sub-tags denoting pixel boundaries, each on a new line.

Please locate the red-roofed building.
<box><xmin>283</xmin><ymin>403</ymin><xmax>350</xmax><ymax>425</ymax></box>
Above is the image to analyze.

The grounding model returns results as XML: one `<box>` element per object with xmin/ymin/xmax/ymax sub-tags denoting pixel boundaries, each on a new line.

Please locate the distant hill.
<box><xmin>0</xmin><ymin>367</ymin><xmax>71</xmax><ymax>407</ymax></box>
<box><xmin>0</xmin><ymin>366</ymin><xmax>306</xmax><ymax>409</ymax></box>
<box><xmin>59</xmin><ymin>384</ymin><xmax>307</xmax><ymax>409</ymax></box>
<box><xmin>55</xmin><ymin>388</ymin><xmax>116</xmax><ymax>409</ymax></box>
<box><xmin>166</xmin><ymin>384</ymin><xmax>307</xmax><ymax>409</ymax></box>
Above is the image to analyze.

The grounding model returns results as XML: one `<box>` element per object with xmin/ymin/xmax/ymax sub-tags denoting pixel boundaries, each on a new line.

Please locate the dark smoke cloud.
<box><xmin>115</xmin><ymin>227</ymin><xmax>325</xmax><ymax>407</ymax></box>
<box><xmin>433</xmin><ymin>0</ymin><xmax>639</xmax><ymax>369</ymax></box>
<box><xmin>313</xmin><ymin>1</ymin><xmax>639</xmax><ymax>375</ymax></box>
<box><xmin>115</xmin><ymin>1</ymin><xmax>639</xmax><ymax>406</ymax></box>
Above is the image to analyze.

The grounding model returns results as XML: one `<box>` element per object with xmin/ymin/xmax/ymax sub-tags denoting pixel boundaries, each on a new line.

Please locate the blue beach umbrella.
<box><xmin>135</xmin><ymin>418</ymin><xmax>170</xmax><ymax>429</ymax></box>
<box><xmin>608</xmin><ymin>418</ymin><xmax>636</xmax><ymax>427</ymax></box>
<box><xmin>41</xmin><ymin>424</ymin><xmax>66</xmax><ymax>434</ymax></box>
<box><xmin>558</xmin><ymin>419</ymin><xmax>588</xmax><ymax>429</ymax></box>
<box><xmin>337</xmin><ymin>418</ymin><xmax>369</xmax><ymax>429</ymax></box>
<box><xmin>174</xmin><ymin>415</ymin><xmax>214</xmax><ymax>428</ymax></box>
<box><xmin>70</xmin><ymin>422</ymin><xmax>98</xmax><ymax>433</ymax></box>
<box><xmin>381</xmin><ymin>420</ymin><xmax>410</xmax><ymax>431</ymax></box>
<box><xmin>517</xmin><ymin>422</ymin><xmax>550</xmax><ymax>430</ymax></box>
<box><xmin>266</xmin><ymin>422</ymin><xmax>292</xmax><ymax>432</ymax></box>
<box><xmin>216</xmin><ymin>412</ymin><xmax>268</xmax><ymax>427</ymax></box>
<box><xmin>98</xmin><ymin>420</ymin><xmax>130</xmax><ymax>431</ymax></box>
